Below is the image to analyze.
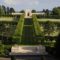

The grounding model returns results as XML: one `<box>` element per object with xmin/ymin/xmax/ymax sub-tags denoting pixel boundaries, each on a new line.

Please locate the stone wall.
<box><xmin>11</xmin><ymin>45</ymin><xmax>46</xmax><ymax>54</ymax></box>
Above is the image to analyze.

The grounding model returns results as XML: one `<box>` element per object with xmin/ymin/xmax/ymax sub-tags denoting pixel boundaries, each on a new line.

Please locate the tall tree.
<box><xmin>20</xmin><ymin>10</ymin><xmax>25</xmax><ymax>13</ymax></box>
<box><xmin>45</xmin><ymin>9</ymin><xmax>50</xmax><ymax>17</ymax></box>
<box><xmin>52</xmin><ymin>7</ymin><xmax>60</xmax><ymax>16</ymax></box>
<box><xmin>32</xmin><ymin>10</ymin><xmax>36</xmax><ymax>13</ymax></box>
<box><xmin>42</xmin><ymin>9</ymin><xmax>46</xmax><ymax>12</ymax></box>
<box><xmin>2</xmin><ymin>5</ymin><xmax>6</xmax><ymax>15</ymax></box>
<box><xmin>0</xmin><ymin>6</ymin><xmax>2</xmax><ymax>16</ymax></box>
<box><xmin>6</xmin><ymin>7</ymin><xmax>10</xmax><ymax>15</ymax></box>
<box><xmin>0</xmin><ymin>5</ymin><xmax>5</xmax><ymax>16</ymax></box>
<box><xmin>9</xmin><ymin>7</ymin><xmax>15</xmax><ymax>13</ymax></box>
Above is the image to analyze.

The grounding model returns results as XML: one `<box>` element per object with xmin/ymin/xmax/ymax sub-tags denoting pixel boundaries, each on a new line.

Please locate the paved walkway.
<box><xmin>0</xmin><ymin>57</ymin><xmax>11</xmax><ymax>60</ymax></box>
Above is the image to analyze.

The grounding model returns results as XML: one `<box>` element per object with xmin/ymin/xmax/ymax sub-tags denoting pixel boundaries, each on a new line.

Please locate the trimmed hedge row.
<box><xmin>12</xmin><ymin>14</ymin><xmax>24</xmax><ymax>44</ymax></box>
<box><xmin>32</xmin><ymin>15</ymin><xmax>43</xmax><ymax>36</ymax></box>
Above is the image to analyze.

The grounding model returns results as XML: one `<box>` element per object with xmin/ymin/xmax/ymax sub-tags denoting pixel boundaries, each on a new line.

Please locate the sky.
<box><xmin>0</xmin><ymin>0</ymin><xmax>60</xmax><ymax>11</ymax></box>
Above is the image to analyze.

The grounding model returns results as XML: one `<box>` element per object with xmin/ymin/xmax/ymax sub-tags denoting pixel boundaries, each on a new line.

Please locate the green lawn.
<box><xmin>38</xmin><ymin>19</ymin><xmax>60</xmax><ymax>23</ymax></box>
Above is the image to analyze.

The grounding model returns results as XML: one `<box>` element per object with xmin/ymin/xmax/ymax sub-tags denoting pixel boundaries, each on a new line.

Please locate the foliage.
<box><xmin>0</xmin><ymin>42</ymin><xmax>4</xmax><ymax>56</ymax></box>
<box><xmin>44</xmin><ymin>21</ymin><xmax>55</xmax><ymax>36</ymax></box>
<box><xmin>45</xmin><ymin>9</ymin><xmax>50</xmax><ymax>17</ymax></box>
<box><xmin>9</xmin><ymin>7</ymin><xmax>15</xmax><ymax>13</ymax></box>
<box><xmin>11</xmin><ymin>56</ymin><xmax>16</xmax><ymax>60</ymax></box>
<box><xmin>20</xmin><ymin>10</ymin><xmax>25</xmax><ymax>13</ymax></box>
<box><xmin>37</xmin><ymin>6</ymin><xmax>60</xmax><ymax>19</ymax></box>
<box><xmin>12</xmin><ymin>14</ymin><xmax>24</xmax><ymax>44</ymax></box>
<box><xmin>0</xmin><ymin>5</ymin><xmax>5</xmax><ymax>16</ymax></box>
<box><xmin>0</xmin><ymin>41</ymin><xmax>11</xmax><ymax>56</ymax></box>
<box><xmin>31</xmin><ymin>10</ymin><xmax>36</xmax><ymax>13</ymax></box>
<box><xmin>52</xmin><ymin>7</ymin><xmax>60</xmax><ymax>16</ymax></box>
<box><xmin>32</xmin><ymin>14</ymin><xmax>44</xmax><ymax>36</ymax></box>
<box><xmin>32</xmin><ymin>15</ymin><xmax>44</xmax><ymax>44</ymax></box>
<box><xmin>0</xmin><ymin>5</ymin><xmax>15</xmax><ymax>16</ymax></box>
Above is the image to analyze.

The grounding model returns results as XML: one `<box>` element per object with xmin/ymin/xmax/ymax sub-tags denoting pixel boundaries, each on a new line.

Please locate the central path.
<box><xmin>21</xmin><ymin>18</ymin><xmax>34</xmax><ymax>44</ymax></box>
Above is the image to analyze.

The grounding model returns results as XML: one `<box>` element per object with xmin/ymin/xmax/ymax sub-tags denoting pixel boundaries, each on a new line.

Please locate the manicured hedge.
<box><xmin>12</xmin><ymin>14</ymin><xmax>24</xmax><ymax>44</ymax></box>
<box><xmin>32</xmin><ymin>14</ymin><xmax>43</xmax><ymax>36</ymax></box>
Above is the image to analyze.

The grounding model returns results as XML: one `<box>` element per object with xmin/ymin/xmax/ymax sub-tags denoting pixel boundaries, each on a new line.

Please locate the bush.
<box><xmin>11</xmin><ymin>56</ymin><xmax>16</xmax><ymax>60</ymax></box>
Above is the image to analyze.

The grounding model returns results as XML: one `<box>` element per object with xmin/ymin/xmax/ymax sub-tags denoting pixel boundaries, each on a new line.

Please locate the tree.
<box><xmin>0</xmin><ymin>6</ymin><xmax>2</xmax><ymax>16</ymax></box>
<box><xmin>0</xmin><ymin>5</ymin><xmax>15</xmax><ymax>16</ymax></box>
<box><xmin>45</xmin><ymin>9</ymin><xmax>50</xmax><ymax>17</ymax></box>
<box><xmin>52</xmin><ymin>7</ymin><xmax>60</xmax><ymax>15</ymax></box>
<box><xmin>2</xmin><ymin>5</ymin><xmax>6</xmax><ymax>15</ymax></box>
<box><xmin>6</xmin><ymin>7</ymin><xmax>10</xmax><ymax>15</ymax></box>
<box><xmin>42</xmin><ymin>9</ymin><xmax>46</xmax><ymax>12</ymax></box>
<box><xmin>20</xmin><ymin>10</ymin><xmax>25</xmax><ymax>13</ymax></box>
<box><xmin>0</xmin><ymin>5</ymin><xmax>5</xmax><ymax>16</ymax></box>
<box><xmin>9</xmin><ymin>7</ymin><xmax>15</xmax><ymax>13</ymax></box>
<box><xmin>31</xmin><ymin>10</ymin><xmax>36</xmax><ymax>13</ymax></box>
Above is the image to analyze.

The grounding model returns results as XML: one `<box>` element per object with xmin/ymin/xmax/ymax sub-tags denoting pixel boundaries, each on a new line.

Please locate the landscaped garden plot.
<box><xmin>0</xmin><ymin>23</ymin><xmax>17</xmax><ymax>45</ymax></box>
<box><xmin>0</xmin><ymin>16</ymin><xmax>17</xmax><ymax>37</ymax></box>
<box><xmin>0</xmin><ymin>19</ymin><xmax>17</xmax><ymax>37</ymax></box>
<box><xmin>37</xmin><ymin>19</ymin><xmax>60</xmax><ymax>36</ymax></box>
<box><xmin>0</xmin><ymin>15</ymin><xmax>59</xmax><ymax>46</ymax></box>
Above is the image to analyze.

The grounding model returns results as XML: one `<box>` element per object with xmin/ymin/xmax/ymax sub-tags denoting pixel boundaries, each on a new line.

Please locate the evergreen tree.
<box><xmin>9</xmin><ymin>7</ymin><xmax>15</xmax><ymax>13</ymax></box>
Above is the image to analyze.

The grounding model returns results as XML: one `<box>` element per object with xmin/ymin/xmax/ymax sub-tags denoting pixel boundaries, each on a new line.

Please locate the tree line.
<box><xmin>42</xmin><ymin>7</ymin><xmax>60</xmax><ymax>18</ymax></box>
<box><xmin>0</xmin><ymin>4</ymin><xmax>60</xmax><ymax>19</ymax></box>
<box><xmin>31</xmin><ymin>7</ymin><xmax>60</xmax><ymax>19</ymax></box>
<box><xmin>0</xmin><ymin>5</ymin><xmax>15</xmax><ymax>16</ymax></box>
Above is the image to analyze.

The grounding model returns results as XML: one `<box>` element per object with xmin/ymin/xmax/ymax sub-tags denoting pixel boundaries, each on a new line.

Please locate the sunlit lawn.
<box><xmin>38</xmin><ymin>18</ymin><xmax>60</xmax><ymax>23</ymax></box>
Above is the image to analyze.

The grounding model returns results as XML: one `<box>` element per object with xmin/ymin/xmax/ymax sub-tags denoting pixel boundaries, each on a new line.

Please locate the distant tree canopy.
<box><xmin>20</xmin><ymin>10</ymin><xmax>25</xmax><ymax>13</ymax></box>
<box><xmin>43</xmin><ymin>7</ymin><xmax>60</xmax><ymax>16</ymax></box>
<box><xmin>52</xmin><ymin>7</ymin><xmax>60</xmax><ymax>16</ymax></box>
<box><xmin>39</xmin><ymin>7</ymin><xmax>60</xmax><ymax>18</ymax></box>
<box><xmin>9</xmin><ymin>8</ymin><xmax>15</xmax><ymax>13</ymax></box>
<box><xmin>42</xmin><ymin>9</ymin><xmax>51</xmax><ymax>17</ymax></box>
<box><xmin>0</xmin><ymin>5</ymin><xmax>15</xmax><ymax>16</ymax></box>
<box><xmin>31</xmin><ymin>10</ymin><xmax>36</xmax><ymax>13</ymax></box>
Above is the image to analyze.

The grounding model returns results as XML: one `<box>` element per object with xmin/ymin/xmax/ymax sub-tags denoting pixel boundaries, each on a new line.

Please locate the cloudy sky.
<box><xmin>0</xmin><ymin>0</ymin><xmax>60</xmax><ymax>11</ymax></box>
